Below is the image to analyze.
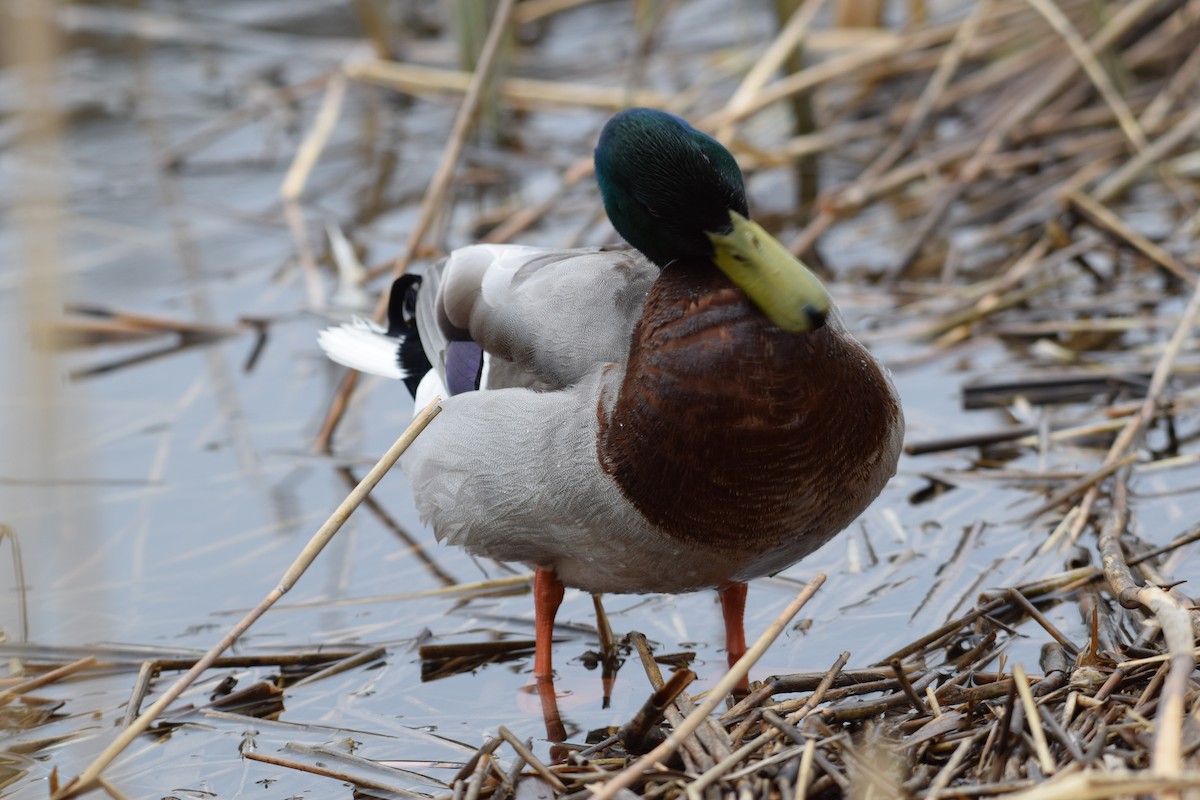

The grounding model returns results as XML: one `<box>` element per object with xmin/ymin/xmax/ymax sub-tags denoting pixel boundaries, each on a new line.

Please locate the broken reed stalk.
<box><xmin>589</xmin><ymin>573</ymin><xmax>825</xmax><ymax>800</ymax></box>
<box><xmin>289</xmin><ymin>646</ymin><xmax>387</xmax><ymax>687</ymax></box>
<box><xmin>717</xmin><ymin>0</ymin><xmax>823</xmax><ymax>142</ymax></box>
<box><xmin>121</xmin><ymin>661</ymin><xmax>156</xmax><ymax>727</ymax></box>
<box><xmin>890</xmin><ymin>0</ymin><xmax>1163</xmax><ymax>275</ymax></box>
<box><xmin>1011</xmin><ymin>663</ymin><xmax>1055</xmax><ymax>775</ymax></box>
<box><xmin>1064</xmin><ymin>189</ymin><xmax>1194</xmax><ymax>284</ymax></box>
<box><xmin>242</xmin><ymin>749</ymin><xmax>414</xmax><ymax>795</ymax></box>
<box><xmin>373</xmin><ymin>0</ymin><xmax>515</xmax><ymax>286</ymax></box>
<box><xmin>0</xmin><ymin>655</ymin><xmax>99</xmax><ymax>706</ymax></box>
<box><xmin>314</xmin><ymin>0</ymin><xmax>514</xmax><ymax>453</ymax></box>
<box><xmin>52</xmin><ymin>398</ymin><xmax>442</xmax><ymax>799</ymax></box>
<box><xmin>1093</xmin><ymin>103</ymin><xmax>1200</xmax><ymax>204</ymax></box>
<box><xmin>497</xmin><ymin>726</ymin><xmax>566</xmax><ymax>792</ymax></box>
<box><xmin>1022</xmin><ymin>0</ymin><xmax>1148</xmax><ymax>153</ymax></box>
<box><xmin>1098</xmin><ymin>481</ymin><xmax>1196</xmax><ymax>777</ymax></box>
<box><xmin>792</xmin><ymin>0</ymin><xmax>992</xmax><ymax>257</ymax></box>
<box><xmin>618</xmin><ymin>669</ymin><xmax>697</xmax><ymax>753</ymax></box>
<box><xmin>345</xmin><ymin>59</ymin><xmax>667</xmax><ymax>111</ymax></box>
<box><xmin>1067</xmin><ymin>251</ymin><xmax>1200</xmax><ymax>532</ymax></box>
<box><xmin>1001</xmin><ymin>770</ymin><xmax>1200</xmax><ymax>800</ymax></box>
<box><xmin>280</xmin><ymin>72</ymin><xmax>347</xmax><ymax>310</ymax></box>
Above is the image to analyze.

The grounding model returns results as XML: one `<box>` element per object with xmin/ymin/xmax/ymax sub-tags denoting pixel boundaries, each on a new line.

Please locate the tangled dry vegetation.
<box><xmin>400</xmin><ymin>1</ymin><xmax>1200</xmax><ymax>794</ymax></box>
<box><xmin>6</xmin><ymin>0</ymin><xmax>1200</xmax><ymax>797</ymax></box>
<box><xmin>311</xmin><ymin>0</ymin><xmax>1200</xmax><ymax>796</ymax></box>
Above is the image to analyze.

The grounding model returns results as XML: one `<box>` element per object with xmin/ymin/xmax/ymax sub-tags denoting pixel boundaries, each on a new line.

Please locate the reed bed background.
<box><xmin>3</xmin><ymin>0</ymin><xmax>1199</xmax><ymax>797</ymax></box>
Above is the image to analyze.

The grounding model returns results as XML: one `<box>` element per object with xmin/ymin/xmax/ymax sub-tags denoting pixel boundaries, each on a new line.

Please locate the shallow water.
<box><xmin>2</xmin><ymin>1</ymin><xmax>1198</xmax><ymax>797</ymax></box>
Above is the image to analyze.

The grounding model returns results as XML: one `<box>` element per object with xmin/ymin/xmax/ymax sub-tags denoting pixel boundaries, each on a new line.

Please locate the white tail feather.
<box><xmin>317</xmin><ymin>319</ymin><xmax>407</xmax><ymax>380</ymax></box>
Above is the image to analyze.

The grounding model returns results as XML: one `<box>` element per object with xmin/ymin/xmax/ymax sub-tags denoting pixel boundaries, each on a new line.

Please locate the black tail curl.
<box><xmin>387</xmin><ymin>275</ymin><xmax>432</xmax><ymax>398</ymax></box>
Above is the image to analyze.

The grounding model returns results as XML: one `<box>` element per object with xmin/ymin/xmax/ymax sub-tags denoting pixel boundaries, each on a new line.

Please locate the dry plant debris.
<box><xmin>309</xmin><ymin>0</ymin><xmax>1200</xmax><ymax>794</ymax></box>
<box><xmin>6</xmin><ymin>0</ymin><xmax>1200</xmax><ymax>796</ymax></box>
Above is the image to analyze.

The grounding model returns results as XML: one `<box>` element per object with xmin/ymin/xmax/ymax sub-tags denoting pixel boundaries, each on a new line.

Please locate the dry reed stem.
<box><xmin>280</xmin><ymin>73</ymin><xmax>347</xmax><ymax>309</ymax></box>
<box><xmin>314</xmin><ymin>369</ymin><xmax>360</xmax><ymax>454</ymax></box>
<box><xmin>315</xmin><ymin>0</ymin><xmax>515</xmax><ymax>451</ymax></box>
<box><xmin>52</xmin><ymin>398</ymin><xmax>442</xmax><ymax>798</ymax></box>
<box><xmin>862</xmin><ymin>0</ymin><xmax>991</xmax><ymax>190</ymax></box>
<box><xmin>922</xmin><ymin>732</ymin><xmax>978</xmax><ymax>800</ymax></box>
<box><xmin>279</xmin><ymin>73</ymin><xmax>347</xmax><ymax>202</ymax></box>
<box><xmin>929</xmin><ymin>275</ymin><xmax>1070</xmax><ymax>344</ymax></box>
<box><xmin>95</xmin><ymin>777</ymin><xmax>133</xmax><ymax>800</ymax></box>
<box><xmin>925</xmin><ymin>233</ymin><xmax>1055</xmax><ymax>338</ymax></box>
<box><xmin>709</xmin><ymin>23</ymin><xmax>961</xmax><ymax>129</ymax></box>
<box><xmin>345</xmin><ymin>58</ymin><xmax>667</xmax><ymax>110</ymax></box>
<box><xmin>1012</xmin><ymin>663</ymin><xmax>1055</xmax><ymax>774</ymax></box>
<box><xmin>1146</xmin><ymin>590</ymin><xmax>1193</xmax><ymax>775</ymax></box>
<box><xmin>686</xmin><ymin>735</ymin><xmax>771</xmax><ymax>799</ymax></box>
<box><xmin>1092</xmin><ymin>103</ymin><xmax>1200</xmax><ymax>203</ymax></box>
<box><xmin>892</xmin><ymin>0</ymin><xmax>1163</xmax><ymax>274</ymax></box>
<box><xmin>1069</xmin><ymin>260</ymin><xmax>1200</xmax><ymax>779</ymax></box>
<box><xmin>0</xmin><ymin>526</ymin><xmax>29</xmax><ymax>645</ymax></box>
<box><xmin>1097</xmin><ymin>486</ymin><xmax>1196</xmax><ymax>778</ymax></box>
<box><xmin>284</xmin><ymin>202</ymin><xmax>326</xmax><ymax>310</ymax></box>
<box><xmin>242</xmin><ymin>748</ymin><xmax>420</xmax><ymax>795</ymax></box>
<box><xmin>629</xmin><ymin>633</ymin><xmax>716</xmax><ymax>770</ymax></box>
<box><xmin>1140</xmin><ymin>40</ymin><xmax>1200</xmax><ymax>132</ymax></box>
<box><xmin>512</xmin><ymin>0</ymin><xmax>598</xmax><ymax>25</ymax></box>
<box><xmin>590</xmin><ymin>574</ymin><xmax>825</xmax><ymax>800</ymax></box>
<box><xmin>119</xmin><ymin>661</ymin><xmax>156</xmax><ymax>728</ymax></box>
<box><xmin>481</xmin><ymin>156</ymin><xmax>594</xmax><ymax>245</ymax></box>
<box><xmin>0</xmin><ymin>656</ymin><xmax>99</xmax><ymax>706</ymax></box>
<box><xmin>1019</xmin><ymin>453</ymin><xmax>1138</xmax><ymax>523</ymax></box>
<box><xmin>381</xmin><ymin>0</ymin><xmax>515</xmax><ymax>283</ymax></box>
<box><xmin>1022</xmin><ymin>0</ymin><xmax>1148</xmax><ymax>152</ymax></box>
<box><xmin>288</xmin><ymin>645</ymin><xmax>387</xmax><ymax>687</ymax></box>
<box><xmin>717</xmin><ymin>0</ymin><xmax>826</xmax><ymax>142</ymax></box>
<box><xmin>1064</xmin><ymin>189</ymin><xmax>1196</xmax><ymax>284</ymax></box>
<box><xmin>314</xmin><ymin>741</ymin><xmax>452</xmax><ymax>789</ymax></box>
<box><xmin>1000</xmin><ymin>770</ymin><xmax>1200</xmax><ymax>800</ymax></box>
<box><xmin>450</xmin><ymin>735</ymin><xmax>503</xmax><ymax>786</ymax></box>
<box><xmin>1074</xmin><ymin>246</ymin><xmax>1200</xmax><ymax>541</ymax></box>
<box><xmin>55</xmin><ymin>306</ymin><xmax>240</xmax><ymax>343</ymax></box>
<box><xmin>498</xmin><ymin>726</ymin><xmax>566</xmax><ymax>792</ymax></box>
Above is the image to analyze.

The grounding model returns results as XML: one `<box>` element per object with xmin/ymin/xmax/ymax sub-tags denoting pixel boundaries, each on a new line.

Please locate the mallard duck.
<box><xmin>320</xmin><ymin>107</ymin><xmax>903</xmax><ymax>687</ymax></box>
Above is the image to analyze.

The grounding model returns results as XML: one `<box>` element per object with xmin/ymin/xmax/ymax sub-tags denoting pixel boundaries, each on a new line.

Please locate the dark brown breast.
<box><xmin>597</xmin><ymin>263</ymin><xmax>902</xmax><ymax>559</ymax></box>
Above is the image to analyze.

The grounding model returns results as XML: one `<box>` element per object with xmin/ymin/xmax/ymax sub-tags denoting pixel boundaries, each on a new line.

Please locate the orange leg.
<box><xmin>533</xmin><ymin>568</ymin><xmax>567</xmax><ymax>743</ymax></box>
<box><xmin>719</xmin><ymin>581</ymin><xmax>749</xmax><ymax>692</ymax></box>
<box><xmin>533</xmin><ymin>567</ymin><xmax>565</xmax><ymax>681</ymax></box>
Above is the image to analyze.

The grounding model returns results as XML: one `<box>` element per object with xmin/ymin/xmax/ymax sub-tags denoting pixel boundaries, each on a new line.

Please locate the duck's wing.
<box><xmin>420</xmin><ymin>244</ymin><xmax>658</xmax><ymax>391</ymax></box>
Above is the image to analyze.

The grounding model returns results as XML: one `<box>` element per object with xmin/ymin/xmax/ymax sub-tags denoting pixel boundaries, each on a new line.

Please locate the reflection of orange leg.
<box><xmin>534</xmin><ymin>568</ymin><xmax>567</xmax><ymax>743</ymax></box>
<box><xmin>536</xmin><ymin>673</ymin><xmax>567</xmax><ymax>745</ymax></box>
<box><xmin>718</xmin><ymin>582</ymin><xmax>749</xmax><ymax>693</ymax></box>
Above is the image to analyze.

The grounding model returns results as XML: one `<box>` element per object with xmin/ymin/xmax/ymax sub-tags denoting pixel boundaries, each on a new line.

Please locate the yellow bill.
<box><xmin>708</xmin><ymin>211</ymin><xmax>831</xmax><ymax>333</ymax></box>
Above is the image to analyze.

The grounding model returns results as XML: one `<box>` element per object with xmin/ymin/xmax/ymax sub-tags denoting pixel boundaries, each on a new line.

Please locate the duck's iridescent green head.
<box><xmin>595</xmin><ymin>108</ymin><xmax>747</xmax><ymax>269</ymax></box>
<box><xmin>595</xmin><ymin>108</ymin><xmax>831</xmax><ymax>334</ymax></box>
